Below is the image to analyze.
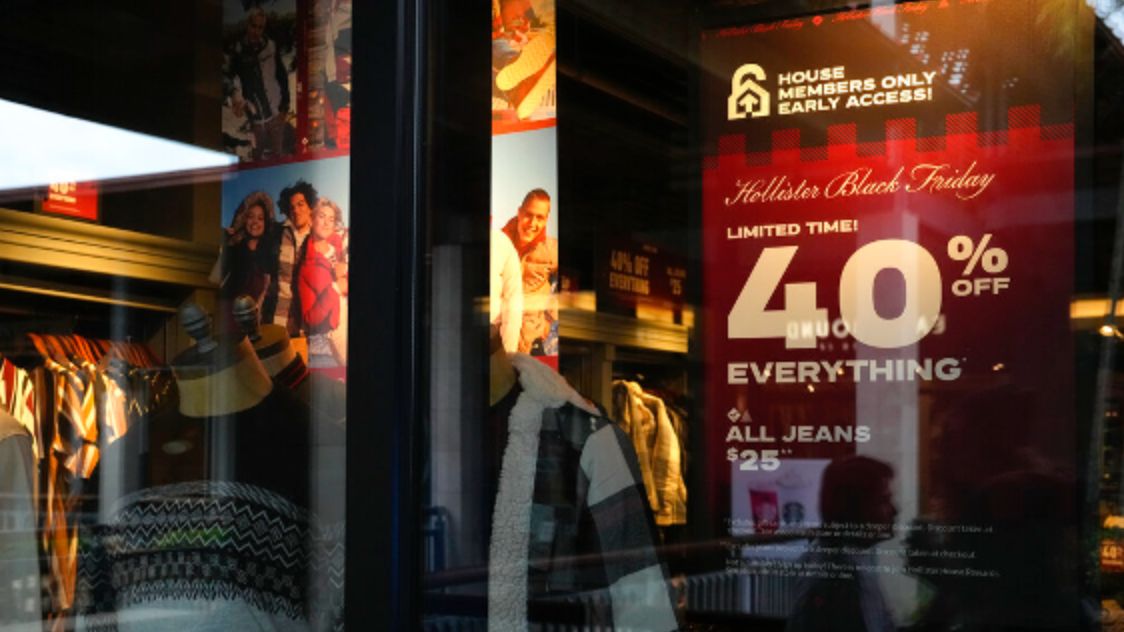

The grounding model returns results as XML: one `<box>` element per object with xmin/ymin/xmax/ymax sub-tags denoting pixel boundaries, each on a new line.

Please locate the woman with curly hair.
<box><xmin>293</xmin><ymin>197</ymin><xmax>348</xmax><ymax>367</ymax></box>
<box><xmin>219</xmin><ymin>190</ymin><xmax>279</xmax><ymax>324</ymax></box>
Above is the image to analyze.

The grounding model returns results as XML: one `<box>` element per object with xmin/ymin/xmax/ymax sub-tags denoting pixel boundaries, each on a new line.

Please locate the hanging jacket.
<box><xmin>611</xmin><ymin>380</ymin><xmax>659</xmax><ymax>513</ymax></box>
<box><xmin>638</xmin><ymin>391</ymin><xmax>687</xmax><ymax>527</ymax></box>
<box><xmin>489</xmin><ymin>355</ymin><xmax>680</xmax><ymax>631</ymax></box>
<box><xmin>0</xmin><ymin>411</ymin><xmax>41</xmax><ymax>626</ymax></box>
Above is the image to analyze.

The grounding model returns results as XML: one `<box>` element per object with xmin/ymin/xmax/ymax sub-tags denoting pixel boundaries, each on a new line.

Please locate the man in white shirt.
<box><xmin>491</xmin><ymin>228</ymin><xmax>524</xmax><ymax>353</ymax></box>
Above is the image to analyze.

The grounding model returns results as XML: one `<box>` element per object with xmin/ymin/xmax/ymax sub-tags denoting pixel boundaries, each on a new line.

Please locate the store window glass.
<box><xmin>0</xmin><ymin>3</ymin><xmax>350</xmax><ymax>630</ymax></box>
<box><xmin>419</xmin><ymin>0</ymin><xmax>1124</xmax><ymax>630</ymax></box>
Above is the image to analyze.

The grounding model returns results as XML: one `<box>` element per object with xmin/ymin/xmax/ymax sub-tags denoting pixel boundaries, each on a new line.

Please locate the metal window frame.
<box><xmin>347</xmin><ymin>0</ymin><xmax>489</xmax><ymax>628</ymax></box>
<box><xmin>346</xmin><ymin>0</ymin><xmax>424</xmax><ymax>629</ymax></box>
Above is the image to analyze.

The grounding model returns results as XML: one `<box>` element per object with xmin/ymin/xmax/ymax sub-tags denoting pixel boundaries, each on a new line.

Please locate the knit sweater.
<box><xmin>77</xmin><ymin>385</ymin><xmax>345</xmax><ymax>632</ymax></box>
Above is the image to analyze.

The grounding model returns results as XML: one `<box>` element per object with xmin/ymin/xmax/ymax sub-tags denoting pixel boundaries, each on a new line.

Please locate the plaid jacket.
<box><xmin>490</xmin><ymin>355</ymin><xmax>680</xmax><ymax>631</ymax></box>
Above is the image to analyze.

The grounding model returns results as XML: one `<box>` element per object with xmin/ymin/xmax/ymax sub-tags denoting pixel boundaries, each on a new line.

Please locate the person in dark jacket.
<box><xmin>226</xmin><ymin>7</ymin><xmax>291</xmax><ymax>160</ymax></box>
<box><xmin>786</xmin><ymin>455</ymin><xmax>898</xmax><ymax>632</ymax></box>
<box><xmin>220</xmin><ymin>190</ymin><xmax>279</xmax><ymax>327</ymax></box>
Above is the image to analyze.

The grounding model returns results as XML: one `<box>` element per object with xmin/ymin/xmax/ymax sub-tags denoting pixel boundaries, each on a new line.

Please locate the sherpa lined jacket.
<box><xmin>489</xmin><ymin>354</ymin><xmax>680</xmax><ymax>631</ymax></box>
<box><xmin>612</xmin><ymin>380</ymin><xmax>688</xmax><ymax>527</ymax></box>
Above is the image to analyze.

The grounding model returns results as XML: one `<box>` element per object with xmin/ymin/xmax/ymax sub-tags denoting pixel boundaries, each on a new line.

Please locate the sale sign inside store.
<box><xmin>41</xmin><ymin>181</ymin><xmax>99</xmax><ymax>221</ymax></box>
<box><xmin>701</xmin><ymin>0</ymin><xmax>1077</xmax><ymax>540</ymax></box>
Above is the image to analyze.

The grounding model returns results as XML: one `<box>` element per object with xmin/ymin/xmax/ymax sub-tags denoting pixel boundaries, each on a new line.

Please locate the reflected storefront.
<box><xmin>0</xmin><ymin>2</ymin><xmax>351</xmax><ymax>630</ymax></box>
<box><xmin>3</xmin><ymin>0</ymin><xmax>1124</xmax><ymax>631</ymax></box>
<box><xmin>415</xmin><ymin>0</ymin><xmax>1124</xmax><ymax>630</ymax></box>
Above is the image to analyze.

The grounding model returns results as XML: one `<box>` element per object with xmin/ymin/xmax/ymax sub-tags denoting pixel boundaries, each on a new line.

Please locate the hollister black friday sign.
<box><xmin>701</xmin><ymin>0</ymin><xmax>1079</xmax><ymax>616</ymax></box>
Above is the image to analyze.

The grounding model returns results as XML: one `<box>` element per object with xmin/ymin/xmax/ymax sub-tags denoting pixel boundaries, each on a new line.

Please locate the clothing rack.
<box><xmin>1</xmin><ymin>332</ymin><xmax>169</xmax><ymax>628</ymax></box>
<box><xmin>612</xmin><ymin>349</ymin><xmax>689</xmax><ymax>406</ymax></box>
<box><xmin>0</xmin><ymin>194</ymin><xmax>213</xmax><ymax>630</ymax></box>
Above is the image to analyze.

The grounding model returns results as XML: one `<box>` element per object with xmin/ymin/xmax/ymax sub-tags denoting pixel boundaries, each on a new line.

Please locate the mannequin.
<box><xmin>79</xmin><ymin>303</ymin><xmax>344</xmax><ymax>632</ymax></box>
<box><xmin>234</xmin><ymin>296</ymin><xmax>346</xmax><ymax>629</ymax></box>
<box><xmin>233</xmin><ymin>295</ymin><xmax>304</xmax><ymax>386</ymax></box>
<box><xmin>486</xmin><ymin>327</ymin><xmax>680</xmax><ymax>631</ymax></box>
<box><xmin>234</xmin><ymin>295</ymin><xmax>346</xmax><ymax>426</ymax></box>
<box><xmin>0</xmin><ymin>409</ymin><xmax>41</xmax><ymax>625</ymax></box>
<box><xmin>174</xmin><ymin>302</ymin><xmax>273</xmax><ymax>420</ymax></box>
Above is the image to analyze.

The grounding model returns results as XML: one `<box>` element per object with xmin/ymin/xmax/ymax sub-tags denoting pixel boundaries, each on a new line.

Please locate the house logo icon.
<box><xmin>728</xmin><ymin>64</ymin><xmax>770</xmax><ymax>120</ymax></box>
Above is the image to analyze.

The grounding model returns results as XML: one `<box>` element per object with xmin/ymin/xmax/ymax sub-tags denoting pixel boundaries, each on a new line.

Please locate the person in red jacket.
<box><xmin>294</xmin><ymin>198</ymin><xmax>348</xmax><ymax>367</ymax></box>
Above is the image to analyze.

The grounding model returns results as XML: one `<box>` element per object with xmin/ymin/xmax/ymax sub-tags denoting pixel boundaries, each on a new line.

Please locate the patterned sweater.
<box><xmin>489</xmin><ymin>355</ymin><xmax>680</xmax><ymax>631</ymax></box>
<box><xmin>79</xmin><ymin>481</ymin><xmax>321</xmax><ymax>632</ymax></box>
<box><xmin>77</xmin><ymin>385</ymin><xmax>344</xmax><ymax>631</ymax></box>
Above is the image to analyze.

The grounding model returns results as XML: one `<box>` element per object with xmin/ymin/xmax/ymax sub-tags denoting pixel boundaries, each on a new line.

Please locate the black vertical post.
<box><xmin>347</xmin><ymin>0</ymin><xmax>423</xmax><ymax>629</ymax></box>
<box><xmin>422</xmin><ymin>0</ymin><xmax>493</xmax><ymax>589</ymax></box>
<box><xmin>349</xmin><ymin>0</ymin><xmax>490</xmax><ymax>627</ymax></box>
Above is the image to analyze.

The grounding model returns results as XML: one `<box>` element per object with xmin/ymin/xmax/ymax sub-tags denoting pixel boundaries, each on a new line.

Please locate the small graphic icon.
<box><xmin>728</xmin><ymin>408</ymin><xmax>753</xmax><ymax>423</ymax></box>
<box><xmin>728</xmin><ymin>64</ymin><xmax>770</xmax><ymax>120</ymax></box>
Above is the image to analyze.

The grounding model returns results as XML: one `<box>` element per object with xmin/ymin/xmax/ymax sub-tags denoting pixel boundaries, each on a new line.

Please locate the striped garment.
<box><xmin>0</xmin><ymin>357</ymin><xmax>38</xmax><ymax>457</ymax></box>
<box><xmin>26</xmin><ymin>339</ymin><xmax>103</xmax><ymax>617</ymax></box>
<box><xmin>489</xmin><ymin>354</ymin><xmax>680</xmax><ymax>631</ymax></box>
<box><xmin>275</xmin><ymin>220</ymin><xmax>311</xmax><ymax>329</ymax></box>
<box><xmin>20</xmin><ymin>336</ymin><xmax>141</xmax><ymax>623</ymax></box>
<box><xmin>96</xmin><ymin>371</ymin><xmax>129</xmax><ymax>446</ymax></box>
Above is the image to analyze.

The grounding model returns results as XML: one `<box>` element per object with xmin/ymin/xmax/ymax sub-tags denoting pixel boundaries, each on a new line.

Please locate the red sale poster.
<box><xmin>701</xmin><ymin>0</ymin><xmax>1078</xmax><ymax>617</ymax></box>
<box><xmin>41</xmin><ymin>181</ymin><xmax>99</xmax><ymax>221</ymax></box>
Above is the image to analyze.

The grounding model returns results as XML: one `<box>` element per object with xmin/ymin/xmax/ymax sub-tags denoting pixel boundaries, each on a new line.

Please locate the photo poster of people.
<box><xmin>222</xmin><ymin>0</ymin><xmax>353</xmax><ymax>163</ymax></box>
<box><xmin>491</xmin><ymin>0</ymin><xmax>559</xmax><ymax>374</ymax></box>
<box><xmin>492</xmin><ymin>0</ymin><xmax>556</xmax><ymax>134</ymax></box>
<box><xmin>218</xmin><ymin>155</ymin><xmax>350</xmax><ymax>379</ymax></box>
<box><xmin>701</xmin><ymin>0</ymin><xmax>1080</xmax><ymax>626</ymax></box>
<box><xmin>491</xmin><ymin>127</ymin><xmax>559</xmax><ymax>369</ymax></box>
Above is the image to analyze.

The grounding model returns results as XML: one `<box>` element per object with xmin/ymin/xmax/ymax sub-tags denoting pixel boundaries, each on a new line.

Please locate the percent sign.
<box><xmin>947</xmin><ymin>234</ymin><xmax>1008</xmax><ymax>274</ymax></box>
<box><xmin>946</xmin><ymin>234</ymin><xmax>1011</xmax><ymax>296</ymax></box>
